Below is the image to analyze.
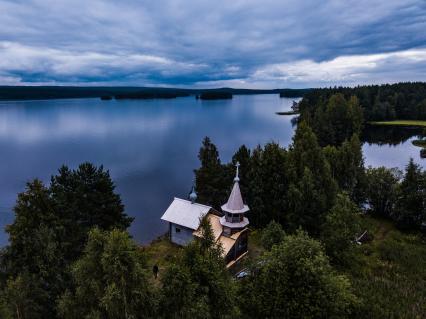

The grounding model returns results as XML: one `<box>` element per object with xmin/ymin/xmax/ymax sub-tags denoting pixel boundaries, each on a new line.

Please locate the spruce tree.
<box><xmin>2</xmin><ymin>180</ymin><xmax>66</xmax><ymax>318</ymax></box>
<box><xmin>287</xmin><ymin>122</ymin><xmax>338</xmax><ymax>235</ymax></box>
<box><xmin>194</xmin><ymin>137</ymin><xmax>228</xmax><ymax>209</ymax></box>
<box><xmin>392</xmin><ymin>159</ymin><xmax>425</xmax><ymax>229</ymax></box>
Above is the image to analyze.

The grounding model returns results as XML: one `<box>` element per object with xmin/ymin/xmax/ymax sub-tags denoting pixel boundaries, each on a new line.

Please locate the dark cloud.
<box><xmin>0</xmin><ymin>0</ymin><xmax>425</xmax><ymax>87</ymax></box>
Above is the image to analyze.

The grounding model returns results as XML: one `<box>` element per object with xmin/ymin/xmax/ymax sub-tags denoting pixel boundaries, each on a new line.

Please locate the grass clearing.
<box><xmin>345</xmin><ymin>216</ymin><xmax>426</xmax><ymax>318</ymax></box>
<box><xmin>141</xmin><ymin>234</ymin><xmax>182</xmax><ymax>285</ymax></box>
<box><xmin>369</xmin><ymin>120</ymin><xmax>426</xmax><ymax>127</ymax></box>
<box><xmin>142</xmin><ymin>230</ymin><xmax>266</xmax><ymax>280</ymax></box>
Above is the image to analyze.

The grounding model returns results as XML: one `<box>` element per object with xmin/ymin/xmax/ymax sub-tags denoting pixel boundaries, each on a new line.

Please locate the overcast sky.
<box><xmin>0</xmin><ymin>0</ymin><xmax>425</xmax><ymax>88</ymax></box>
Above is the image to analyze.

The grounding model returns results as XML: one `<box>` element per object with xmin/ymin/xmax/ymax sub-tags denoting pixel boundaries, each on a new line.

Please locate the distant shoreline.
<box><xmin>0</xmin><ymin>86</ymin><xmax>310</xmax><ymax>101</ymax></box>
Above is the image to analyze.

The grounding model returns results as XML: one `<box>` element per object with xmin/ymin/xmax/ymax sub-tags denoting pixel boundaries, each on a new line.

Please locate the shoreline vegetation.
<box><xmin>275</xmin><ymin>110</ymin><xmax>299</xmax><ymax>115</ymax></box>
<box><xmin>0</xmin><ymin>86</ymin><xmax>309</xmax><ymax>101</ymax></box>
<box><xmin>412</xmin><ymin>139</ymin><xmax>426</xmax><ymax>147</ymax></box>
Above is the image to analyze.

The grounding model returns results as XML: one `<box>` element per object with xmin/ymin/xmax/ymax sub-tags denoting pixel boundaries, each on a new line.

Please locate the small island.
<box><xmin>114</xmin><ymin>92</ymin><xmax>189</xmax><ymax>99</ymax></box>
<box><xmin>199</xmin><ymin>92</ymin><xmax>233</xmax><ymax>100</ymax></box>
<box><xmin>276</xmin><ymin>100</ymin><xmax>300</xmax><ymax>115</ymax></box>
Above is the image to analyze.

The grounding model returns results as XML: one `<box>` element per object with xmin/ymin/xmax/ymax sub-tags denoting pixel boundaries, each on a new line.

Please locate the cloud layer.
<box><xmin>0</xmin><ymin>0</ymin><xmax>425</xmax><ymax>87</ymax></box>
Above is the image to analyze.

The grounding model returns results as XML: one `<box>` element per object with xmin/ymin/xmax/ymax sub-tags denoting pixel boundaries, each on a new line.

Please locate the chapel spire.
<box><xmin>220</xmin><ymin>161</ymin><xmax>250</xmax><ymax>234</ymax></box>
<box><xmin>234</xmin><ymin>161</ymin><xmax>240</xmax><ymax>182</ymax></box>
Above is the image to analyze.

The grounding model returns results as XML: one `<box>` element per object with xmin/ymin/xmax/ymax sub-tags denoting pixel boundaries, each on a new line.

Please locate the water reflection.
<box><xmin>0</xmin><ymin>96</ymin><xmax>423</xmax><ymax>245</ymax></box>
<box><xmin>362</xmin><ymin>125</ymin><xmax>425</xmax><ymax>146</ymax></box>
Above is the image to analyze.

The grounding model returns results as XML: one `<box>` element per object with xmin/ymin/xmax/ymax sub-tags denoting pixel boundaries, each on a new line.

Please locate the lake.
<box><xmin>0</xmin><ymin>95</ymin><xmax>423</xmax><ymax>245</ymax></box>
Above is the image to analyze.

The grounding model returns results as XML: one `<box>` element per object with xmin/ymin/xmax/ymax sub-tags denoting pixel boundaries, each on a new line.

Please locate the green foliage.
<box><xmin>287</xmin><ymin>122</ymin><xmax>338</xmax><ymax>235</ymax></box>
<box><xmin>195</xmin><ymin>138</ymin><xmax>289</xmax><ymax>228</ymax></box>
<box><xmin>299</xmin><ymin>83</ymin><xmax>426</xmax><ymax>125</ymax></box>
<box><xmin>247</xmin><ymin>143</ymin><xmax>288</xmax><ymax>227</ymax></box>
<box><xmin>310</xmin><ymin>93</ymin><xmax>364</xmax><ymax>146</ymax></box>
<box><xmin>261</xmin><ymin>220</ymin><xmax>285</xmax><ymax>250</ymax></box>
<box><xmin>0</xmin><ymin>163</ymin><xmax>133</xmax><ymax>319</ymax></box>
<box><xmin>239</xmin><ymin>230</ymin><xmax>358</xmax><ymax>318</ymax></box>
<box><xmin>1</xmin><ymin>180</ymin><xmax>66</xmax><ymax>318</ymax></box>
<box><xmin>324</xmin><ymin>134</ymin><xmax>367</xmax><ymax>205</ymax></box>
<box><xmin>365</xmin><ymin>166</ymin><xmax>401</xmax><ymax>218</ymax></box>
<box><xmin>195</xmin><ymin>137</ymin><xmax>230</xmax><ymax>209</ymax></box>
<box><xmin>58</xmin><ymin>228</ymin><xmax>156</xmax><ymax>319</ymax></box>
<box><xmin>0</xmin><ymin>273</ymin><xmax>48</xmax><ymax>319</ymax></box>
<box><xmin>50</xmin><ymin>163</ymin><xmax>133</xmax><ymax>260</ymax></box>
<box><xmin>160</xmin><ymin>218</ymin><xmax>236</xmax><ymax>319</ymax></box>
<box><xmin>321</xmin><ymin>194</ymin><xmax>361</xmax><ymax>265</ymax></box>
<box><xmin>392</xmin><ymin>159</ymin><xmax>426</xmax><ymax>230</ymax></box>
<box><xmin>159</xmin><ymin>264</ymin><xmax>208</xmax><ymax>319</ymax></box>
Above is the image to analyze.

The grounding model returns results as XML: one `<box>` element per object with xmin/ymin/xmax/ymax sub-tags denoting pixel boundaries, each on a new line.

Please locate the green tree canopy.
<box><xmin>261</xmin><ymin>220</ymin><xmax>286</xmax><ymax>250</ymax></box>
<box><xmin>310</xmin><ymin>93</ymin><xmax>364</xmax><ymax>146</ymax></box>
<box><xmin>1</xmin><ymin>180</ymin><xmax>65</xmax><ymax>318</ymax></box>
<box><xmin>239</xmin><ymin>230</ymin><xmax>358</xmax><ymax>318</ymax></box>
<box><xmin>160</xmin><ymin>217</ymin><xmax>236</xmax><ymax>319</ymax></box>
<box><xmin>195</xmin><ymin>137</ymin><xmax>229</xmax><ymax>208</ymax></box>
<box><xmin>287</xmin><ymin>122</ymin><xmax>338</xmax><ymax>234</ymax></box>
<box><xmin>392</xmin><ymin>159</ymin><xmax>425</xmax><ymax>230</ymax></box>
<box><xmin>324</xmin><ymin>134</ymin><xmax>367</xmax><ymax>205</ymax></box>
<box><xmin>58</xmin><ymin>228</ymin><xmax>156</xmax><ymax>319</ymax></box>
<box><xmin>50</xmin><ymin>162</ymin><xmax>133</xmax><ymax>260</ymax></box>
<box><xmin>1</xmin><ymin>163</ymin><xmax>134</xmax><ymax>318</ymax></box>
<box><xmin>365</xmin><ymin>166</ymin><xmax>401</xmax><ymax>218</ymax></box>
<box><xmin>247</xmin><ymin>142</ymin><xmax>288</xmax><ymax>227</ymax></box>
<box><xmin>321</xmin><ymin>193</ymin><xmax>361</xmax><ymax>265</ymax></box>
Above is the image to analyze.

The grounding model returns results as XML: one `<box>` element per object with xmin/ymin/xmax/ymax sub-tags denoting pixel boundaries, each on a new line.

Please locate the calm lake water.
<box><xmin>0</xmin><ymin>95</ymin><xmax>423</xmax><ymax>245</ymax></box>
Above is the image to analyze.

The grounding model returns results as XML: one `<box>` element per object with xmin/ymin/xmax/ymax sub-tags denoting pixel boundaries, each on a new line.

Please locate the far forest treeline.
<box><xmin>296</xmin><ymin>82</ymin><xmax>426</xmax><ymax>146</ymax></box>
<box><xmin>0</xmin><ymin>86</ymin><xmax>309</xmax><ymax>100</ymax></box>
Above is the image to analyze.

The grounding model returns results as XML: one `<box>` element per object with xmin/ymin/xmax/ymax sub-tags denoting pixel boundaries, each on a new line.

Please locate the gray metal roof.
<box><xmin>161</xmin><ymin>197</ymin><xmax>211</xmax><ymax>230</ymax></box>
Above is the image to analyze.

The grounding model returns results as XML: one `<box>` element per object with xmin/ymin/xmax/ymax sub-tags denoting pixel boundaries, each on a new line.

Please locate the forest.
<box><xmin>0</xmin><ymin>86</ymin><xmax>425</xmax><ymax>318</ymax></box>
<box><xmin>299</xmin><ymin>82</ymin><xmax>426</xmax><ymax>123</ymax></box>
